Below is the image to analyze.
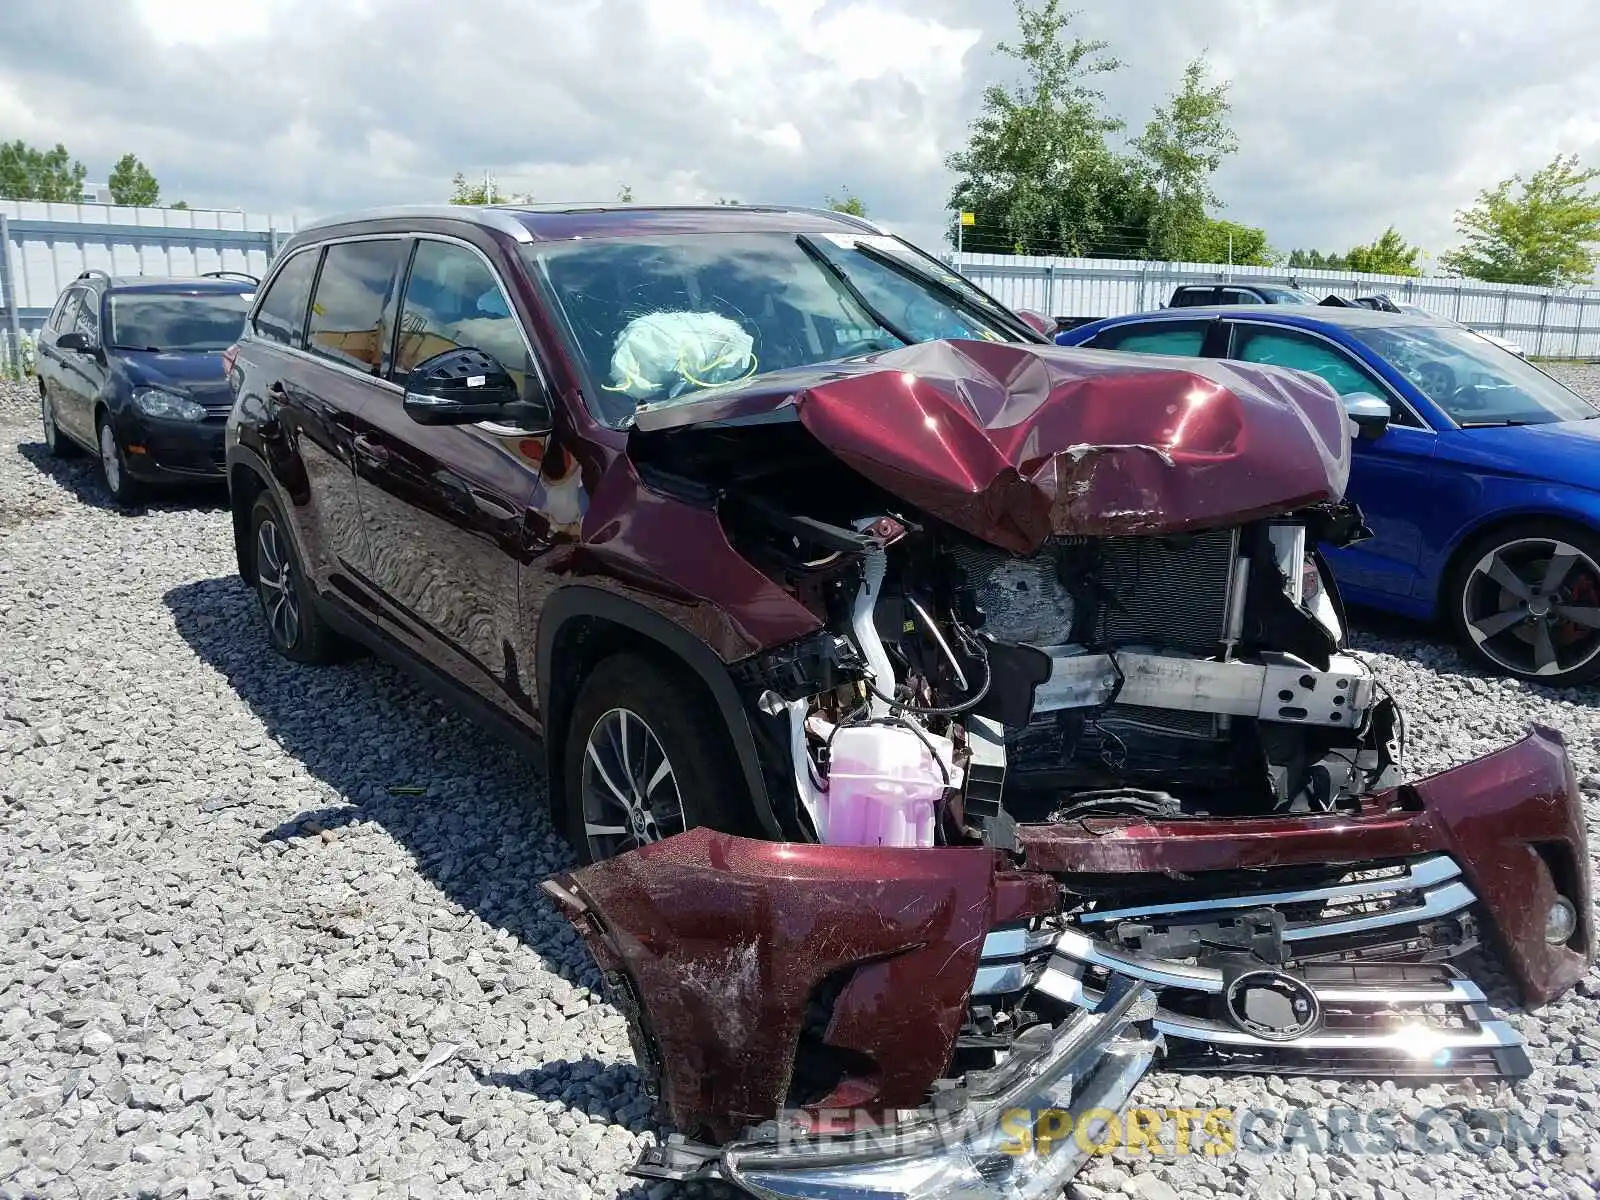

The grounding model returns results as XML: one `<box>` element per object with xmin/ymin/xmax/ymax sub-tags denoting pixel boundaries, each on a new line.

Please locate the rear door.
<box><xmin>1225</xmin><ymin>321</ymin><xmax>1439</xmax><ymax>603</ymax></box>
<box><xmin>245</xmin><ymin>240</ymin><xmax>399</xmax><ymax>599</ymax></box>
<box><xmin>350</xmin><ymin>234</ymin><xmax>543</xmax><ymax>719</ymax></box>
<box><xmin>37</xmin><ymin>289</ymin><xmax>84</xmax><ymax>439</ymax></box>
<box><xmin>55</xmin><ymin>286</ymin><xmax>109</xmax><ymax>443</ymax></box>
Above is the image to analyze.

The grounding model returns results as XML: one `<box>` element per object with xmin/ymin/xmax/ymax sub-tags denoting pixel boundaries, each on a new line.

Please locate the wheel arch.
<box><xmin>536</xmin><ymin>586</ymin><xmax>783</xmax><ymax>843</ymax></box>
<box><xmin>229</xmin><ymin>457</ymin><xmax>271</xmax><ymax>583</ymax></box>
<box><xmin>1436</xmin><ymin>507</ymin><xmax>1600</xmax><ymax>620</ymax></box>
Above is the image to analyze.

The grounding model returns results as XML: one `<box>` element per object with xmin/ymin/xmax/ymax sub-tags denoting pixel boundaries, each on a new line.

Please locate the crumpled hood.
<box><xmin>630</xmin><ymin>339</ymin><xmax>1351</xmax><ymax>554</ymax></box>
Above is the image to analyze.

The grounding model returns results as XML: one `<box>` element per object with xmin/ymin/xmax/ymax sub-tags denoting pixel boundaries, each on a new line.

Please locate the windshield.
<box><xmin>1349</xmin><ymin>323</ymin><xmax>1598</xmax><ymax>426</ymax></box>
<box><xmin>522</xmin><ymin>232</ymin><xmax>1023</xmax><ymax>425</ymax></box>
<box><xmin>1258</xmin><ymin>287</ymin><xmax>1320</xmax><ymax>305</ymax></box>
<box><xmin>107</xmin><ymin>292</ymin><xmax>251</xmax><ymax>352</ymax></box>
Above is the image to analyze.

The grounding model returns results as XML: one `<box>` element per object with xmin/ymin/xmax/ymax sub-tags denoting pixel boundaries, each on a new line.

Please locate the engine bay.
<box><xmin>727</xmin><ymin>489</ymin><xmax>1402</xmax><ymax>850</ymax></box>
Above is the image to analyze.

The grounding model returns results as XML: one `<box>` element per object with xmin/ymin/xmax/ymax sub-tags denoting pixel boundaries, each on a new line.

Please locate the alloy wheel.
<box><xmin>1462</xmin><ymin>537</ymin><xmax>1600</xmax><ymax>678</ymax></box>
<box><xmin>580</xmin><ymin>707</ymin><xmax>686</xmax><ymax>860</ymax></box>
<box><xmin>99</xmin><ymin>424</ymin><xmax>122</xmax><ymax>494</ymax></box>
<box><xmin>255</xmin><ymin>519</ymin><xmax>302</xmax><ymax>651</ymax></box>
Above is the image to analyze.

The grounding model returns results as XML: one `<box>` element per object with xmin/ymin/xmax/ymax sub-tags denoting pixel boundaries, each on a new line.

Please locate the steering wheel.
<box><xmin>1416</xmin><ymin>360</ymin><xmax>1457</xmax><ymax>400</ymax></box>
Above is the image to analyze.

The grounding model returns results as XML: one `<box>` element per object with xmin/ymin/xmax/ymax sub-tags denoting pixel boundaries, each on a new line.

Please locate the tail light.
<box><xmin>222</xmin><ymin>344</ymin><xmax>239</xmax><ymax>378</ymax></box>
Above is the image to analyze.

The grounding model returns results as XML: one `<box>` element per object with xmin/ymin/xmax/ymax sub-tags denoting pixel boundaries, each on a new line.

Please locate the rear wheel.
<box><xmin>96</xmin><ymin>414</ymin><xmax>143</xmax><ymax>506</ymax></box>
<box><xmin>562</xmin><ymin>654</ymin><xmax>748</xmax><ymax>864</ymax></box>
<box><xmin>1449</xmin><ymin>520</ymin><xmax>1600</xmax><ymax>685</ymax></box>
<box><xmin>40</xmin><ymin>388</ymin><xmax>78</xmax><ymax>458</ymax></box>
<box><xmin>250</xmin><ymin>494</ymin><xmax>340</xmax><ymax>664</ymax></box>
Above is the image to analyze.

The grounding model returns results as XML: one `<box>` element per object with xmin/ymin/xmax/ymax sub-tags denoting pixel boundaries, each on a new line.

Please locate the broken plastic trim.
<box><xmin>721</xmin><ymin>978</ymin><xmax>1160</xmax><ymax>1200</ymax></box>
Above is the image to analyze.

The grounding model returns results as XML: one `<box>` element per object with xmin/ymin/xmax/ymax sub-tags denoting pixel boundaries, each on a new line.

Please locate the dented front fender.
<box><xmin>543</xmin><ymin>828</ymin><xmax>1059</xmax><ymax>1144</ymax></box>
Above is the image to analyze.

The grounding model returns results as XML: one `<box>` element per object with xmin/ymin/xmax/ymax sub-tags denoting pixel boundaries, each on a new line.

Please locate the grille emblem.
<box><xmin>1223</xmin><ymin>970</ymin><xmax>1322</xmax><ymax>1041</ymax></box>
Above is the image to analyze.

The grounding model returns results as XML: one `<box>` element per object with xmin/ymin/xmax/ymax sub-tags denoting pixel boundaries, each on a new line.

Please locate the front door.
<box><xmin>351</xmin><ymin>236</ymin><xmax>543</xmax><ymax>719</ymax></box>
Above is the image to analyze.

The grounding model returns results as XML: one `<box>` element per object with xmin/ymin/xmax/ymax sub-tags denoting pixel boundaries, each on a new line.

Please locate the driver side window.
<box><xmin>393</xmin><ymin>240</ymin><xmax>535</xmax><ymax>392</ymax></box>
<box><xmin>1231</xmin><ymin>325</ymin><xmax>1421</xmax><ymax>428</ymax></box>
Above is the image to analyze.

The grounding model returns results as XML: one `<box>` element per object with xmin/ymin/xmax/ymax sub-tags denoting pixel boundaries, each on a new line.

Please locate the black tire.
<box><xmin>1447</xmin><ymin>518</ymin><xmax>1600</xmax><ymax>686</ymax></box>
<box><xmin>249</xmin><ymin>493</ymin><xmax>340</xmax><ymax>665</ymax></box>
<box><xmin>562</xmin><ymin>653</ymin><xmax>749</xmax><ymax>864</ymax></box>
<box><xmin>95</xmin><ymin>413</ymin><xmax>143</xmax><ymax>506</ymax></box>
<box><xmin>40</xmin><ymin>387</ymin><xmax>79</xmax><ymax>458</ymax></box>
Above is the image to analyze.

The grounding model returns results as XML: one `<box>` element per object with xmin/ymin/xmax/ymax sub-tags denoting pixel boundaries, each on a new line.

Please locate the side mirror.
<box><xmin>1015</xmin><ymin>309</ymin><xmax>1056</xmax><ymax>338</ymax></box>
<box><xmin>402</xmin><ymin>347</ymin><xmax>552</xmax><ymax>432</ymax></box>
<box><xmin>1344</xmin><ymin>393</ymin><xmax>1391</xmax><ymax>440</ymax></box>
<box><xmin>56</xmin><ymin>331</ymin><xmax>95</xmax><ymax>354</ymax></box>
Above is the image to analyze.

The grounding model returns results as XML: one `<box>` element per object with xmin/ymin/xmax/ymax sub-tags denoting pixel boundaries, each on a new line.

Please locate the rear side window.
<box><xmin>49</xmin><ymin>289</ymin><xmax>83</xmax><ymax>333</ymax></box>
<box><xmin>307</xmin><ymin>240</ymin><xmax>406</xmax><ymax>374</ymax></box>
<box><xmin>1088</xmin><ymin>321</ymin><xmax>1210</xmax><ymax>356</ymax></box>
<box><xmin>393</xmin><ymin>240</ymin><xmax>534</xmax><ymax>388</ymax></box>
<box><xmin>1171</xmin><ymin>288</ymin><xmax>1216</xmax><ymax>308</ymax></box>
<box><xmin>1221</xmin><ymin>289</ymin><xmax>1263</xmax><ymax>305</ymax></box>
<box><xmin>254</xmin><ymin>250</ymin><xmax>318</xmax><ymax>349</ymax></box>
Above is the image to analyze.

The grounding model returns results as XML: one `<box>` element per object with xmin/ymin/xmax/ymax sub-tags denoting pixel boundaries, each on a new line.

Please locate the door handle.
<box><xmin>353</xmin><ymin>434</ymin><xmax>390</xmax><ymax>467</ymax></box>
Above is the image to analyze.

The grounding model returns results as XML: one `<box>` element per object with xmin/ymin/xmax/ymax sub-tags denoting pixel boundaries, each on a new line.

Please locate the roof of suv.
<box><xmin>295</xmin><ymin>203</ymin><xmax>886</xmax><ymax>244</ymax></box>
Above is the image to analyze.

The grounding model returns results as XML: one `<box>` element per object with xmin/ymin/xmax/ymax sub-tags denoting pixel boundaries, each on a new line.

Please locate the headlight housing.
<box><xmin>132</xmin><ymin>388</ymin><xmax>206</xmax><ymax>421</ymax></box>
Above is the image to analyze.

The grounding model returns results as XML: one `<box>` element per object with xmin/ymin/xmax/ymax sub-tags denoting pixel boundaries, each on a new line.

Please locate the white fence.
<box><xmin>952</xmin><ymin>252</ymin><xmax>1600</xmax><ymax>359</ymax></box>
<box><xmin>0</xmin><ymin>201</ymin><xmax>297</xmax><ymax>371</ymax></box>
<box><xmin>7</xmin><ymin>211</ymin><xmax>1600</xmax><ymax>368</ymax></box>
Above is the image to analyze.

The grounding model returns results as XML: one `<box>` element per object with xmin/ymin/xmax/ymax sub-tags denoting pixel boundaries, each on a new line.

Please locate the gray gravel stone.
<box><xmin>5</xmin><ymin>365</ymin><xmax>1600</xmax><ymax>1199</ymax></box>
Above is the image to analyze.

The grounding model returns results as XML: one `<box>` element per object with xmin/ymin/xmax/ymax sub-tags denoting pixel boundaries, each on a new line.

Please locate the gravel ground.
<box><xmin>3</xmin><ymin>366</ymin><xmax>1600</xmax><ymax>1200</ymax></box>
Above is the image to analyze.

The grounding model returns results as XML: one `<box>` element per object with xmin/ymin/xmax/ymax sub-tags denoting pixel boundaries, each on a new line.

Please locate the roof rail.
<box><xmin>76</xmin><ymin>268</ymin><xmax>112</xmax><ymax>282</ymax></box>
<box><xmin>202</xmin><ymin>270</ymin><xmax>260</xmax><ymax>285</ymax></box>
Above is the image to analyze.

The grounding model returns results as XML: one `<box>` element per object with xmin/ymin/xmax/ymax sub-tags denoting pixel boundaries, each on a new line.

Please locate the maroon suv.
<box><xmin>226</xmin><ymin>204</ymin><xmax>1592</xmax><ymax>1198</ymax></box>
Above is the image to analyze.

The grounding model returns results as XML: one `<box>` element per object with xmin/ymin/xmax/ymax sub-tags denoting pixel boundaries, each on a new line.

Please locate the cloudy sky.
<box><xmin>4</xmin><ymin>0</ymin><xmax>1600</xmax><ymax>262</ymax></box>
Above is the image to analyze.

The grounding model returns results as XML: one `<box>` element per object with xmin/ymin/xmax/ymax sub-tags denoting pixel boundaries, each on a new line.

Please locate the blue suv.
<box><xmin>36</xmin><ymin>269</ymin><xmax>256</xmax><ymax>504</ymax></box>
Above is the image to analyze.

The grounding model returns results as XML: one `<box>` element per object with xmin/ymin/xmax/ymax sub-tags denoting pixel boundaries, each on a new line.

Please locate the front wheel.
<box><xmin>562</xmin><ymin>654</ymin><xmax>748</xmax><ymax>864</ymax></box>
<box><xmin>96</xmin><ymin>415</ymin><xmax>143</xmax><ymax>506</ymax></box>
<box><xmin>1449</xmin><ymin>521</ymin><xmax>1600</xmax><ymax>686</ymax></box>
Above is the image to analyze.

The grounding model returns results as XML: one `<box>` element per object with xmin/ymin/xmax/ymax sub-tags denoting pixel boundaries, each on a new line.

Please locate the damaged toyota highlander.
<box><xmin>225</xmin><ymin>205</ymin><xmax>1593</xmax><ymax>1200</ymax></box>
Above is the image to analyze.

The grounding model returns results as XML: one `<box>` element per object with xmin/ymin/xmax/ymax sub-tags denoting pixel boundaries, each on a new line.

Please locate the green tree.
<box><xmin>0</xmin><ymin>140</ymin><xmax>87</xmax><ymax>202</ymax></box>
<box><xmin>1344</xmin><ymin>225</ymin><xmax>1421</xmax><ymax>275</ymax></box>
<box><xmin>1287</xmin><ymin>248</ymin><xmax>1348</xmax><ymax>270</ymax></box>
<box><xmin>108</xmin><ymin>153</ymin><xmax>160</xmax><ymax>206</ymax></box>
<box><xmin>946</xmin><ymin>0</ymin><xmax>1130</xmax><ymax>256</ymax></box>
<box><xmin>1133</xmin><ymin>58</ymin><xmax>1239</xmax><ymax>261</ymax></box>
<box><xmin>1440</xmin><ymin>154</ymin><xmax>1600</xmax><ymax>286</ymax></box>
<box><xmin>827</xmin><ymin>187</ymin><xmax>868</xmax><ymax>217</ymax></box>
<box><xmin>168</xmin><ymin>200</ymin><xmax>189</xmax><ymax>210</ymax></box>
<box><xmin>617</xmin><ymin>183</ymin><xmax>634</xmax><ymax>203</ymax></box>
<box><xmin>451</xmin><ymin>171</ymin><xmax>506</xmax><ymax>204</ymax></box>
<box><xmin>946</xmin><ymin>4</ymin><xmax>1242</xmax><ymax>262</ymax></box>
<box><xmin>1186</xmin><ymin>218</ymin><xmax>1275</xmax><ymax>266</ymax></box>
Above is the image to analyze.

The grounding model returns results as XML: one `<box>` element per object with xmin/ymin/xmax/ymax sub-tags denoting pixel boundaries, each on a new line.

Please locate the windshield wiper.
<box><xmin>1458</xmin><ymin>419</ymin><xmax>1544</xmax><ymax>428</ymax></box>
<box><xmin>795</xmin><ymin>235</ymin><xmax>915</xmax><ymax>349</ymax></box>
<box><xmin>846</xmin><ymin>239</ymin><xmax>1041</xmax><ymax>342</ymax></box>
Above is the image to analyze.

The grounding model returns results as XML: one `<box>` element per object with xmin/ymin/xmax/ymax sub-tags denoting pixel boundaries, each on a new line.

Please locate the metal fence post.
<box><xmin>1500</xmin><ymin>290</ymin><xmax>1512</xmax><ymax>338</ymax></box>
<box><xmin>0</xmin><ymin>214</ymin><xmax>21</xmax><ymax>375</ymax></box>
<box><xmin>1536</xmin><ymin>293</ymin><xmax>1551</xmax><ymax>358</ymax></box>
<box><xmin>1576</xmin><ymin>300</ymin><xmax>1590</xmax><ymax>360</ymax></box>
<box><xmin>1044</xmin><ymin>262</ymin><xmax>1056</xmax><ymax>319</ymax></box>
<box><xmin>1453</xmin><ymin>284</ymin><xmax>1464</xmax><ymax>323</ymax></box>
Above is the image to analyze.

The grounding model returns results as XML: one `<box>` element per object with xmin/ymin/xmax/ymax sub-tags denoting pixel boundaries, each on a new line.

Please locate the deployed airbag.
<box><xmin>609</xmin><ymin>310</ymin><xmax>756</xmax><ymax>402</ymax></box>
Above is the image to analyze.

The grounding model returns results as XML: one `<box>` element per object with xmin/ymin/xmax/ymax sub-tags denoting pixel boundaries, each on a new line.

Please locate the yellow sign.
<box><xmin>960</xmin><ymin>211</ymin><xmax>976</xmax><ymax>226</ymax></box>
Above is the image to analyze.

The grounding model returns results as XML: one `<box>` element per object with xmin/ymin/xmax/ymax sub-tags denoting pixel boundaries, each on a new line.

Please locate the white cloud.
<box><xmin>2</xmin><ymin>0</ymin><xmax>1599</xmax><ymax>266</ymax></box>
